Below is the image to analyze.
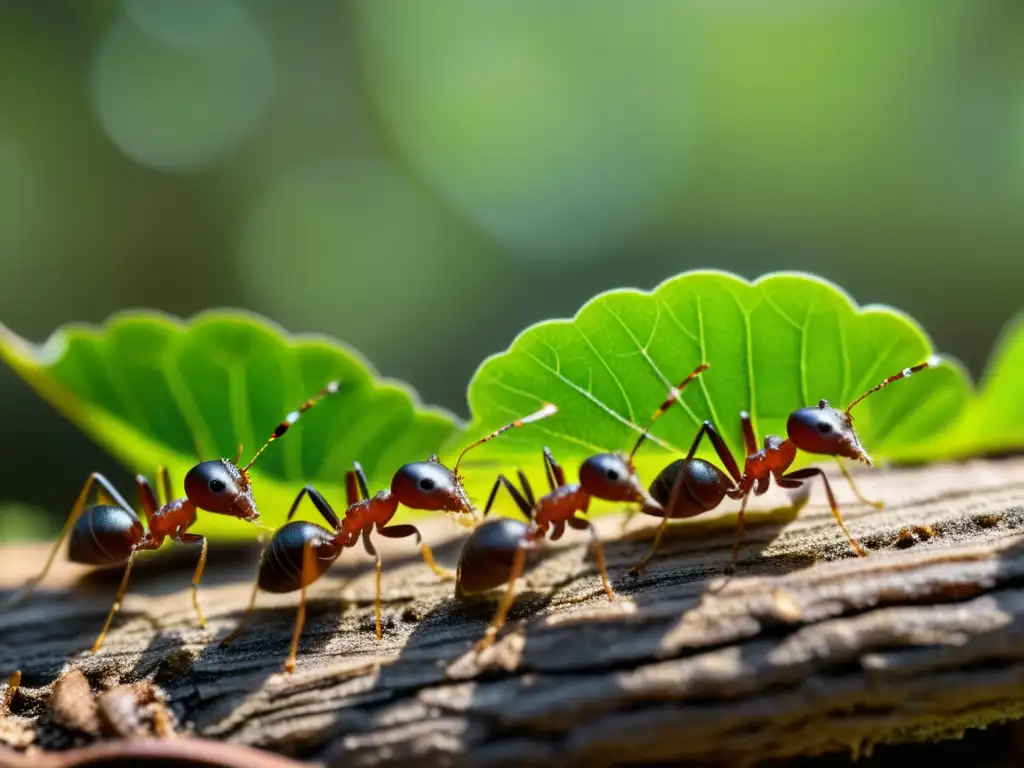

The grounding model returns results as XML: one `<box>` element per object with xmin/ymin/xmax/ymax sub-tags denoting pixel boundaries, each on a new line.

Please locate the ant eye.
<box><xmin>419</xmin><ymin>477</ymin><xmax>436</xmax><ymax>491</ymax></box>
<box><xmin>209</xmin><ymin>479</ymin><xmax>226</xmax><ymax>493</ymax></box>
<box><xmin>817</xmin><ymin>422</ymin><xmax>833</xmax><ymax>434</ymax></box>
<box><xmin>605</xmin><ymin>468</ymin><xmax>620</xmax><ymax>481</ymax></box>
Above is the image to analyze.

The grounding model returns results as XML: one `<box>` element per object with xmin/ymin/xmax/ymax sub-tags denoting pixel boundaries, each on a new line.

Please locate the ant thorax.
<box><xmin>149</xmin><ymin>498</ymin><xmax>198</xmax><ymax>540</ymax></box>
<box><xmin>534</xmin><ymin>484</ymin><xmax>588</xmax><ymax>526</ymax></box>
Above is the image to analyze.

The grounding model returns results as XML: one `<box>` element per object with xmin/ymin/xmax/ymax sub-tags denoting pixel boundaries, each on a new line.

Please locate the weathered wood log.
<box><xmin>2</xmin><ymin>456</ymin><xmax>1024</xmax><ymax>767</ymax></box>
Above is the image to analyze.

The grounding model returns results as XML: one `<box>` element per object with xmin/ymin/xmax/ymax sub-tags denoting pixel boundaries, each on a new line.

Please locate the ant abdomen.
<box><xmin>455</xmin><ymin>517</ymin><xmax>532</xmax><ymax>600</ymax></box>
<box><xmin>68</xmin><ymin>505</ymin><xmax>143</xmax><ymax>566</ymax></box>
<box><xmin>648</xmin><ymin>458</ymin><xmax>733</xmax><ymax>519</ymax></box>
<box><xmin>258</xmin><ymin>521</ymin><xmax>339</xmax><ymax>593</ymax></box>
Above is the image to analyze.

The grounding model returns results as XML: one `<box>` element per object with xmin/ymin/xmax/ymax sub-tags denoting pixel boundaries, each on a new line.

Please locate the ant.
<box><xmin>627</xmin><ymin>356</ymin><xmax>940</xmax><ymax>576</ymax></box>
<box><xmin>0</xmin><ymin>381</ymin><xmax>341</xmax><ymax>653</ymax></box>
<box><xmin>469</xmin><ymin>363</ymin><xmax>709</xmax><ymax>653</ymax></box>
<box><xmin>220</xmin><ymin>403</ymin><xmax>559</xmax><ymax>673</ymax></box>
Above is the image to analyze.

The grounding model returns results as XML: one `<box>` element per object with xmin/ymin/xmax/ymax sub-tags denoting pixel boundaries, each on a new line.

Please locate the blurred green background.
<box><xmin>1</xmin><ymin>0</ymin><xmax>1022</xmax><ymax>537</ymax></box>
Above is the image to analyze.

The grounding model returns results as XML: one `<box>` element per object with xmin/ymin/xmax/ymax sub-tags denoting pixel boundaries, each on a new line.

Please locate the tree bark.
<box><xmin>2</xmin><ymin>456</ymin><xmax>1024</xmax><ymax>767</ymax></box>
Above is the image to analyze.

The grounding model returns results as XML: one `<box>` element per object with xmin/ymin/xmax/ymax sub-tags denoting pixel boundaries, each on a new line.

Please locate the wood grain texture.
<box><xmin>1</xmin><ymin>456</ymin><xmax>1024</xmax><ymax>767</ymax></box>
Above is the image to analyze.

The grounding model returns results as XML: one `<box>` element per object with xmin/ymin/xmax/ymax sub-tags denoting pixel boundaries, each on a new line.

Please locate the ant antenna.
<box><xmin>629</xmin><ymin>363</ymin><xmax>709</xmax><ymax>459</ymax></box>
<box><xmin>241</xmin><ymin>380</ymin><xmax>343</xmax><ymax>473</ymax></box>
<box><xmin>845</xmin><ymin>356</ymin><xmax>940</xmax><ymax>414</ymax></box>
<box><xmin>453</xmin><ymin>403</ymin><xmax>559</xmax><ymax>477</ymax></box>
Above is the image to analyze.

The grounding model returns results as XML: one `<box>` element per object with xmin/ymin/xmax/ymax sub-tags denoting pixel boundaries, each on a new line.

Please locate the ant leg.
<box><xmin>542</xmin><ymin>452</ymin><xmax>556</xmax><ymax>491</ymax></box>
<box><xmin>221</xmin><ymin>531</ymin><xmax>270</xmax><ymax>646</ymax></box>
<box><xmin>567</xmin><ymin>516</ymin><xmax>615</xmax><ymax>601</ymax></box>
<box><xmin>686</xmin><ymin>421</ymin><xmax>742</xmax><ymax>484</ymax></box>
<box><xmin>131</xmin><ymin>475</ymin><xmax>161</xmax><ymax>530</ymax></box>
<box><xmin>284</xmin><ymin>541</ymin><xmax>318</xmax><ymax>674</ymax></box>
<box><xmin>628</xmin><ymin>517</ymin><xmax>669</xmax><ymax>575</ymax></box>
<box><xmin>377</xmin><ymin>523</ymin><xmax>455</xmax><ymax>580</ymax></box>
<box><xmin>482</xmin><ymin>474</ymin><xmax>534</xmax><ymax>520</ymax></box>
<box><xmin>92</xmin><ymin>538</ymin><xmax>159</xmax><ymax>652</ymax></box>
<box><xmin>548</xmin><ymin>520</ymin><xmax>566</xmax><ymax>541</ymax></box>
<box><xmin>542</xmin><ymin>447</ymin><xmax>566</xmax><ymax>489</ymax></box>
<box><xmin>740</xmin><ymin>411</ymin><xmax>758</xmax><ymax>456</ymax></box>
<box><xmin>781</xmin><ymin>468</ymin><xmax>868</xmax><ymax>557</ymax></box>
<box><xmin>362</xmin><ymin>531</ymin><xmax>383</xmax><ymax>640</ymax></box>
<box><xmin>835</xmin><ymin>458</ymin><xmax>884</xmax><ymax>510</ymax></box>
<box><xmin>178</xmin><ymin>533</ymin><xmax>209</xmax><ymax>628</ymax></box>
<box><xmin>3</xmin><ymin>473</ymin><xmax>136</xmax><ymax>610</ymax></box>
<box><xmin>345</xmin><ymin>471</ymin><xmax>361</xmax><ymax>507</ymax></box>
<box><xmin>286</xmin><ymin>485</ymin><xmax>342</xmax><ymax>529</ymax></box>
<box><xmin>725</xmin><ymin>493</ymin><xmax>752</xmax><ymax>576</ymax></box>
<box><xmin>516</xmin><ymin>469</ymin><xmax>536</xmax><ymax>507</ymax></box>
<box><xmin>473</xmin><ymin>541</ymin><xmax>530</xmax><ymax>653</ymax></box>
<box><xmin>157</xmin><ymin>466</ymin><xmax>172</xmax><ymax>508</ymax></box>
<box><xmin>352</xmin><ymin>461</ymin><xmax>371</xmax><ymax>501</ymax></box>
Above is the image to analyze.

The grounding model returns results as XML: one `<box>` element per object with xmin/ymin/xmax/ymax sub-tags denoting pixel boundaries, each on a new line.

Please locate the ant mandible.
<box><xmin>0</xmin><ymin>381</ymin><xmax>341</xmax><ymax>653</ymax></box>
<box><xmin>469</xmin><ymin>363</ymin><xmax>709</xmax><ymax>653</ymax></box>
<box><xmin>220</xmin><ymin>403</ymin><xmax>558</xmax><ymax>673</ymax></box>
<box><xmin>627</xmin><ymin>357</ymin><xmax>940</xmax><ymax>575</ymax></box>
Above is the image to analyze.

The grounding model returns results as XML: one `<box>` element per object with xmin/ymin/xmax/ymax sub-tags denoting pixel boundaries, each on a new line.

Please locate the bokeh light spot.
<box><xmin>91</xmin><ymin>3</ymin><xmax>274</xmax><ymax>173</ymax></box>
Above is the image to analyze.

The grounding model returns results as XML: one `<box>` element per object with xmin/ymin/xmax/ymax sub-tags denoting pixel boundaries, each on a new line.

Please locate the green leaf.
<box><xmin>947</xmin><ymin>312</ymin><xmax>1024</xmax><ymax>457</ymax></box>
<box><xmin>450</xmin><ymin>270</ymin><xmax>977</xmax><ymax>516</ymax></box>
<box><xmin>0</xmin><ymin>310</ymin><xmax>462</xmax><ymax>539</ymax></box>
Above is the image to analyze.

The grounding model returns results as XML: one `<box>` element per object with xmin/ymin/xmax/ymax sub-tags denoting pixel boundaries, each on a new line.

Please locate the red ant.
<box><xmin>626</xmin><ymin>357</ymin><xmax>940</xmax><ymax>575</ymax></box>
<box><xmin>0</xmin><ymin>382</ymin><xmax>341</xmax><ymax>653</ymax></box>
<box><xmin>220</xmin><ymin>403</ymin><xmax>559</xmax><ymax>673</ymax></box>
<box><xmin>469</xmin><ymin>364</ymin><xmax>709</xmax><ymax>653</ymax></box>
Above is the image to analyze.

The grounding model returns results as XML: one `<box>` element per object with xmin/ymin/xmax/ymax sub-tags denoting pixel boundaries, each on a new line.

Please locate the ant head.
<box><xmin>391</xmin><ymin>461</ymin><xmax>474</xmax><ymax>516</ymax></box>
<box><xmin>184</xmin><ymin>380</ymin><xmax>343</xmax><ymax>523</ymax></box>
<box><xmin>786</xmin><ymin>400</ymin><xmax>870</xmax><ymax>464</ymax></box>
<box><xmin>398</xmin><ymin>403</ymin><xmax>558</xmax><ymax>523</ymax></box>
<box><xmin>786</xmin><ymin>357</ymin><xmax>940</xmax><ymax>466</ymax></box>
<box><xmin>579</xmin><ymin>452</ymin><xmax>654</xmax><ymax>504</ymax></box>
<box><xmin>184</xmin><ymin>460</ymin><xmax>259</xmax><ymax>520</ymax></box>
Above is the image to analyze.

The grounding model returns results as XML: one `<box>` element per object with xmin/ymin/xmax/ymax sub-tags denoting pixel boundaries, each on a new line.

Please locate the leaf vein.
<box><xmin>518</xmin><ymin>351</ymin><xmax>681</xmax><ymax>453</ymax></box>
<box><xmin>601</xmin><ymin>303</ymin><xmax>702</xmax><ymax>429</ymax></box>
